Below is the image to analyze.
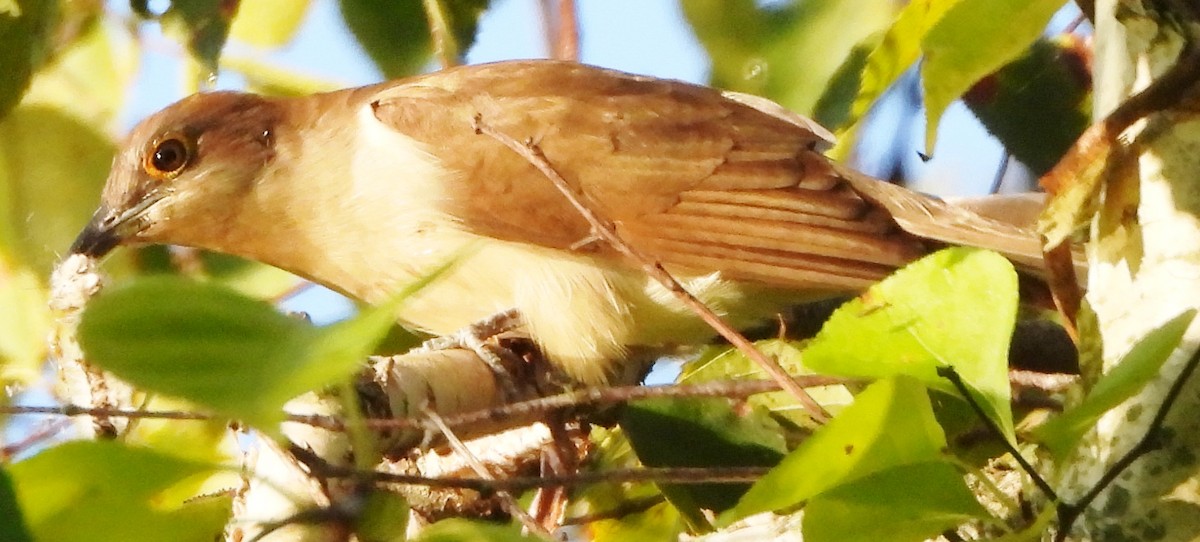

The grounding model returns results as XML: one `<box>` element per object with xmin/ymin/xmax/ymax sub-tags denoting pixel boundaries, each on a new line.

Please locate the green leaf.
<box><xmin>920</xmin><ymin>0</ymin><xmax>1062</xmax><ymax>153</ymax></box>
<box><xmin>1032</xmin><ymin>309</ymin><xmax>1197</xmax><ymax>459</ymax></box>
<box><xmin>0</xmin><ymin>19</ymin><xmax>137</xmax><ymax>312</ymax></box>
<box><xmin>572</xmin><ymin>427</ymin><xmax>685</xmax><ymax>540</ymax></box>
<box><xmin>726</xmin><ymin>376</ymin><xmax>946</xmax><ymax>522</ymax></box>
<box><xmin>124</xmin><ymin>249</ymin><xmax>304</xmax><ymax>300</ymax></box>
<box><xmin>195</xmin><ymin>251</ymin><xmax>303</xmax><ymax>300</ymax></box>
<box><xmin>803</xmin><ymin>461</ymin><xmax>988</xmax><ymax>542</ymax></box>
<box><xmin>0</xmin><ymin>107</ymin><xmax>112</xmax><ymax>271</ymax></box>
<box><xmin>0</xmin><ymin>264</ymin><xmax>50</xmax><ymax>388</ymax></box>
<box><xmin>681</xmin><ymin>339</ymin><xmax>853</xmax><ymax>427</ymax></box>
<box><xmin>10</xmin><ymin>441</ymin><xmax>228</xmax><ymax>542</ymax></box>
<box><xmin>0</xmin><ymin>468</ymin><xmax>33</xmax><ymax>542</ymax></box>
<box><xmin>338</xmin><ymin>0</ymin><xmax>490</xmax><ymax>78</ymax></box>
<box><xmin>79</xmin><ymin>258</ymin><xmax>454</xmax><ymax>429</ymax></box>
<box><xmin>810</xmin><ymin>41</ymin><xmax>873</xmax><ymax>131</ymax></box>
<box><xmin>585</xmin><ymin>501</ymin><xmax>684</xmax><ymax>542</ymax></box>
<box><xmin>78</xmin><ymin>276</ymin><xmax>315</xmax><ymax>428</ymax></box>
<box><xmin>414</xmin><ymin>518</ymin><xmax>540</xmax><ymax>542</ymax></box>
<box><xmin>158</xmin><ymin>0</ymin><xmax>236</xmax><ymax>76</ymax></box>
<box><xmin>962</xmin><ymin>37</ymin><xmax>1091</xmax><ymax>175</ymax></box>
<box><xmin>0</xmin><ymin>0</ymin><xmax>55</xmax><ymax>120</ymax></box>
<box><xmin>0</xmin><ymin>19</ymin><xmax>135</xmax><ymax>272</ymax></box>
<box><xmin>622</xmin><ymin>397</ymin><xmax>786</xmax><ymax>526</ymax></box>
<box><xmin>355</xmin><ymin>490</ymin><xmax>410</xmax><ymax>542</ymax></box>
<box><xmin>833</xmin><ymin>0</ymin><xmax>960</xmax><ymax>156</ymax></box>
<box><xmin>224</xmin><ymin>55</ymin><xmax>342</xmax><ymax>97</ymax></box>
<box><xmin>281</xmin><ymin>255</ymin><xmax>459</xmax><ymax>399</ymax></box>
<box><xmin>20</xmin><ymin>17</ymin><xmax>137</xmax><ymax>127</ymax></box>
<box><xmin>803</xmin><ymin>247</ymin><xmax>1017</xmax><ymax>439</ymax></box>
<box><xmin>682</xmin><ymin>0</ymin><xmax>895</xmax><ymax>124</ymax></box>
<box><xmin>229</xmin><ymin>0</ymin><xmax>311</xmax><ymax>47</ymax></box>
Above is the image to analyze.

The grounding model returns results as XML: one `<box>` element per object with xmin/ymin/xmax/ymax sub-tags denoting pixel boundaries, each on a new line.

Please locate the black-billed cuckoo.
<box><xmin>70</xmin><ymin>60</ymin><xmax>1047</xmax><ymax>384</ymax></box>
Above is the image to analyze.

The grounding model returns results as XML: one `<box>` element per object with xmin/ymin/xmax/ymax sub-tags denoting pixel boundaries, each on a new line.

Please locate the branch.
<box><xmin>1039</xmin><ymin>39</ymin><xmax>1200</xmax><ymax>324</ymax></box>
<box><xmin>422</xmin><ymin>406</ymin><xmax>552</xmax><ymax>538</ymax></box>
<box><xmin>1054</xmin><ymin>345</ymin><xmax>1200</xmax><ymax>540</ymax></box>
<box><xmin>538</xmin><ymin>0</ymin><xmax>580</xmax><ymax>61</ymax></box>
<box><xmin>938</xmin><ymin>366</ymin><xmax>1058</xmax><ymax>503</ymax></box>
<box><xmin>554</xmin><ymin>0</ymin><xmax>579</xmax><ymax>61</ymax></box>
<box><xmin>296</xmin><ymin>444</ymin><xmax>768</xmax><ymax>492</ymax></box>
<box><xmin>0</xmin><ymin>376</ymin><xmax>852</xmax><ymax>436</ymax></box>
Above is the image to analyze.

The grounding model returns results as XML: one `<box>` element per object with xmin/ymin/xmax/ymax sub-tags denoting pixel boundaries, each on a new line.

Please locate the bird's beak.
<box><xmin>70</xmin><ymin>206</ymin><xmax>124</xmax><ymax>258</ymax></box>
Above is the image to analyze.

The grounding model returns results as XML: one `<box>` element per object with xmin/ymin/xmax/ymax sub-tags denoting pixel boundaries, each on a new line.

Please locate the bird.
<box><xmin>70</xmin><ymin>60</ymin><xmax>1048</xmax><ymax>385</ymax></box>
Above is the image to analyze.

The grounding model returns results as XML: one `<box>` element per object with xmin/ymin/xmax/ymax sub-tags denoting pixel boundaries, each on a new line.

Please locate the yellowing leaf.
<box><xmin>833</xmin><ymin>0</ymin><xmax>961</xmax><ymax>157</ymax></box>
<box><xmin>726</xmin><ymin>377</ymin><xmax>947</xmax><ymax>521</ymax></box>
<box><xmin>0</xmin><ymin>0</ymin><xmax>56</xmax><ymax>119</ymax></box>
<box><xmin>803</xmin><ymin>461</ymin><xmax>987</xmax><ymax>542</ymax></box>
<box><xmin>920</xmin><ymin>0</ymin><xmax>1062</xmax><ymax>154</ymax></box>
<box><xmin>0</xmin><ymin>264</ymin><xmax>49</xmax><ymax>386</ymax></box>
<box><xmin>230</xmin><ymin>0</ymin><xmax>311</xmax><ymax>47</ymax></box>
<box><xmin>803</xmin><ymin>248</ymin><xmax>1017</xmax><ymax>439</ymax></box>
<box><xmin>682</xmin><ymin>0</ymin><xmax>895</xmax><ymax>122</ymax></box>
<box><xmin>10</xmin><ymin>441</ymin><xmax>228</xmax><ymax>542</ymax></box>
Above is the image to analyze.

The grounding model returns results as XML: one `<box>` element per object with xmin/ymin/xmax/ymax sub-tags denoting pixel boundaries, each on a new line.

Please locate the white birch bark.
<box><xmin>1055</xmin><ymin>2</ymin><xmax>1200</xmax><ymax>539</ymax></box>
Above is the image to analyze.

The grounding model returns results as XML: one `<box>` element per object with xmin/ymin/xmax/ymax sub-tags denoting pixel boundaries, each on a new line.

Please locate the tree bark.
<box><xmin>1056</xmin><ymin>2</ymin><xmax>1200</xmax><ymax>539</ymax></box>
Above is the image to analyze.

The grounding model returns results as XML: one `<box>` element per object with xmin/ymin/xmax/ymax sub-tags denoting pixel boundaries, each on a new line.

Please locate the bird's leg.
<box><xmin>528</xmin><ymin>411</ymin><xmax>581</xmax><ymax>531</ymax></box>
<box><xmin>413</xmin><ymin>308</ymin><xmax>528</xmax><ymax>398</ymax></box>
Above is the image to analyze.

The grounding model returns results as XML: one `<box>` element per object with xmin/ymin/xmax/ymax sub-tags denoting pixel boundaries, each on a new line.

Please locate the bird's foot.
<box><xmin>414</xmin><ymin>309</ymin><xmax>528</xmax><ymax>399</ymax></box>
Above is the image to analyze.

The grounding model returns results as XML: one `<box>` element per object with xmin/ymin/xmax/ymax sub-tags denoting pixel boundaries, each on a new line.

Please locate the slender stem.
<box><xmin>297</xmin><ymin>445</ymin><xmax>769</xmax><ymax>492</ymax></box>
<box><xmin>553</xmin><ymin>0</ymin><xmax>579</xmax><ymax>60</ymax></box>
<box><xmin>937</xmin><ymin>366</ymin><xmax>1058</xmax><ymax>502</ymax></box>
<box><xmin>0</xmin><ymin>376</ymin><xmax>852</xmax><ymax>434</ymax></box>
<box><xmin>423</xmin><ymin>406</ymin><xmax>552</xmax><ymax>539</ymax></box>
<box><xmin>1055</xmin><ymin>346</ymin><xmax>1200</xmax><ymax>540</ymax></box>
<box><xmin>422</xmin><ymin>0</ymin><xmax>459</xmax><ymax>68</ymax></box>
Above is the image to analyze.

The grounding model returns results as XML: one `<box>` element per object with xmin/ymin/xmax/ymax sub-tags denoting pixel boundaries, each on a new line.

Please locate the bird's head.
<box><xmin>70</xmin><ymin>91</ymin><xmax>283</xmax><ymax>258</ymax></box>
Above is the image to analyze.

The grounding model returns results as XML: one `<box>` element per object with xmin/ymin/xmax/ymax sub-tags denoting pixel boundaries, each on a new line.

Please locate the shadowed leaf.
<box><xmin>10</xmin><ymin>441</ymin><xmax>228</xmax><ymax>542</ymax></box>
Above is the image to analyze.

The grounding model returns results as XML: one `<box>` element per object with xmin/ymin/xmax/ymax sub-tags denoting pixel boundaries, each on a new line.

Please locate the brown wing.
<box><xmin>369</xmin><ymin>60</ymin><xmax>1043</xmax><ymax>291</ymax></box>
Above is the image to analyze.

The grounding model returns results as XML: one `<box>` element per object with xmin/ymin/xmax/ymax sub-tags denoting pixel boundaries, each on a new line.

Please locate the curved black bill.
<box><xmin>70</xmin><ymin>208</ymin><xmax>121</xmax><ymax>258</ymax></box>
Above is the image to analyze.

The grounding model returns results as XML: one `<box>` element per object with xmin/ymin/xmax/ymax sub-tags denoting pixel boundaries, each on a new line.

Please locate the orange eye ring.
<box><xmin>144</xmin><ymin>135</ymin><xmax>192</xmax><ymax>179</ymax></box>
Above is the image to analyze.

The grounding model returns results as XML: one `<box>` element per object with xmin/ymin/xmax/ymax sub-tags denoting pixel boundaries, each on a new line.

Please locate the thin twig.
<box><xmin>422</xmin><ymin>406</ymin><xmax>552</xmax><ymax>539</ymax></box>
<box><xmin>553</xmin><ymin>0</ymin><xmax>579</xmax><ymax>61</ymax></box>
<box><xmin>937</xmin><ymin>366</ymin><xmax>1058</xmax><ymax>502</ymax></box>
<box><xmin>422</xmin><ymin>0</ymin><xmax>459</xmax><ymax>68</ymax></box>
<box><xmin>0</xmin><ymin>376</ymin><xmax>853</xmax><ymax>435</ymax></box>
<box><xmin>0</xmin><ymin>404</ymin><xmax>211</xmax><ymax>420</ymax></box>
<box><xmin>415</xmin><ymin>308</ymin><xmax>521</xmax><ymax>352</ymax></box>
<box><xmin>1039</xmin><ymin>39</ymin><xmax>1200</xmax><ymax>324</ymax></box>
<box><xmin>439</xmin><ymin>465</ymin><xmax>769</xmax><ymax>490</ymax></box>
<box><xmin>988</xmin><ymin>151</ymin><xmax>1011</xmax><ymax>195</ymax></box>
<box><xmin>0</xmin><ymin>418</ymin><xmax>72</xmax><ymax>460</ymax></box>
<box><xmin>1054</xmin><ymin>346</ymin><xmax>1200</xmax><ymax>540</ymax></box>
<box><xmin>1008</xmin><ymin>370</ymin><xmax>1078</xmax><ymax>394</ymax></box>
<box><xmin>298</xmin><ymin>444</ymin><xmax>768</xmax><ymax>492</ymax></box>
<box><xmin>435</xmin><ymin>375</ymin><xmax>848</xmax><ymax>429</ymax></box>
<box><xmin>561</xmin><ymin>495</ymin><xmax>665</xmax><ymax>526</ymax></box>
<box><xmin>471</xmin><ymin>115</ymin><xmax>831</xmax><ymax>423</ymax></box>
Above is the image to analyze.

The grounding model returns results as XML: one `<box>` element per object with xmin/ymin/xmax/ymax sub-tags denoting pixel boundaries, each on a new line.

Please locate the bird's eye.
<box><xmin>144</xmin><ymin>136</ymin><xmax>191</xmax><ymax>179</ymax></box>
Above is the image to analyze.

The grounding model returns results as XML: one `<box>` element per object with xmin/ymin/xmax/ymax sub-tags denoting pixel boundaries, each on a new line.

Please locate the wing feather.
<box><xmin>368</xmin><ymin>60</ymin><xmax>1044</xmax><ymax>291</ymax></box>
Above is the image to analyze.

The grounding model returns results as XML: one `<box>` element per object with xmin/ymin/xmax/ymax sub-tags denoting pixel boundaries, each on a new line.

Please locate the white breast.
<box><xmin>270</xmin><ymin>104</ymin><xmax>801</xmax><ymax>385</ymax></box>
